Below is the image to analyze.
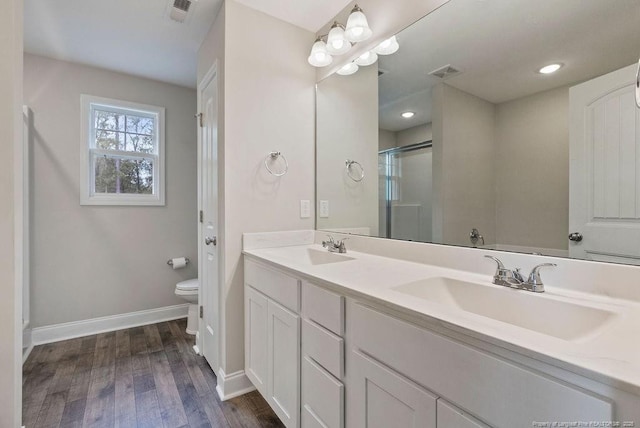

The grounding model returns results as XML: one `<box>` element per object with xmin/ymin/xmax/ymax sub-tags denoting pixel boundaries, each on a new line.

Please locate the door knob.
<box><xmin>568</xmin><ymin>232</ymin><xmax>583</xmax><ymax>242</ymax></box>
<box><xmin>205</xmin><ymin>236</ymin><xmax>217</xmax><ymax>246</ymax></box>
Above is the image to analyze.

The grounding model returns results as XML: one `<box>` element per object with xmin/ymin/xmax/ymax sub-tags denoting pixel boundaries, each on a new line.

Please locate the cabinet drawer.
<box><xmin>245</xmin><ymin>259</ymin><xmax>300</xmax><ymax>312</ymax></box>
<box><xmin>302</xmin><ymin>281</ymin><xmax>344</xmax><ymax>336</ymax></box>
<box><xmin>302</xmin><ymin>356</ymin><xmax>344</xmax><ymax>428</ymax></box>
<box><xmin>302</xmin><ymin>319</ymin><xmax>344</xmax><ymax>379</ymax></box>
<box><xmin>350</xmin><ymin>302</ymin><xmax>613</xmax><ymax>428</ymax></box>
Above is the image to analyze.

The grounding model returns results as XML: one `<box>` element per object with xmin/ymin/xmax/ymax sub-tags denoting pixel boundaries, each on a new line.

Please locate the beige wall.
<box><xmin>24</xmin><ymin>54</ymin><xmax>198</xmax><ymax>327</ymax></box>
<box><xmin>198</xmin><ymin>0</ymin><xmax>316</xmax><ymax>375</ymax></box>
<box><xmin>378</xmin><ymin>128</ymin><xmax>396</xmax><ymax>151</ymax></box>
<box><xmin>0</xmin><ymin>0</ymin><xmax>22</xmax><ymax>425</ymax></box>
<box><xmin>433</xmin><ymin>83</ymin><xmax>496</xmax><ymax>246</ymax></box>
<box><xmin>317</xmin><ymin>65</ymin><xmax>379</xmax><ymax>234</ymax></box>
<box><xmin>397</xmin><ymin>123</ymin><xmax>433</xmax><ymax>147</ymax></box>
<box><xmin>495</xmin><ymin>86</ymin><xmax>569</xmax><ymax>250</ymax></box>
<box><xmin>379</xmin><ymin>123</ymin><xmax>433</xmax><ymax>151</ymax></box>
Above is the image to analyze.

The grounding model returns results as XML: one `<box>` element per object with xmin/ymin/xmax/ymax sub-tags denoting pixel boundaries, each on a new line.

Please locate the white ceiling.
<box><xmin>24</xmin><ymin>0</ymin><xmax>350</xmax><ymax>88</ymax></box>
<box><xmin>379</xmin><ymin>0</ymin><xmax>640</xmax><ymax>132</ymax></box>
<box><xmin>24</xmin><ymin>0</ymin><xmax>223</xmax><ymax>88</ymax></box>
<box><xmin>233</xmin><ymin>0</ymin><xmax>352</xmax><ymax>32</ymax></box>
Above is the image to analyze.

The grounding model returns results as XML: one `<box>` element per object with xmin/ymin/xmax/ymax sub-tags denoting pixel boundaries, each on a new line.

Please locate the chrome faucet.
<box><xmin>484</xmin><ymin>255</ymin><xmax>556</xmax><ymax>293</ymax></box>
<box><xmin>322</xmin><ymin>236</ymin><xmax>348</xmax><ymax>254</ymax></box>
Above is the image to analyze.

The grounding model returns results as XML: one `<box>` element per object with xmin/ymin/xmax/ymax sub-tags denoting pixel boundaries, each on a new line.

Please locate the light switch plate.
<box><xmin>319</xmin><ymin>200</ymin><xmax>329</xmax><ymax>218</ymax></box>
<box><xmin>300</xmin><ymin>200</ymin><xmax>311</xmax><ymax>218</ymax></box>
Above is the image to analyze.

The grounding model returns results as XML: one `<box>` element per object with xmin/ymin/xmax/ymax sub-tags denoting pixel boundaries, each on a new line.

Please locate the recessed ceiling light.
<box><xmin>401</xmin><ymin>111</ymin><xmax>415</xmax><ymax>119</ymax></box>
<box><xmin>538</xmin><ymin>63</ymin><xmax>563</xmax><ymax>74</ymax></box>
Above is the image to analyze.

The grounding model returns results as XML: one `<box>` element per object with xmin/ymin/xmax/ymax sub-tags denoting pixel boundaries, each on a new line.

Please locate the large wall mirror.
<box><xmin>316</xmin><ymin>0</ymin><xmax>640</xmax><ymax>265</ymax></box>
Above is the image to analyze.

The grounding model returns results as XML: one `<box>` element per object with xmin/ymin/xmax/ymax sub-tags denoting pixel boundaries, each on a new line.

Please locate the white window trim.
<box><xmin>80</xmin><ymin>95</ymin><xmax>166</xmax><ymax>206</ymax></box>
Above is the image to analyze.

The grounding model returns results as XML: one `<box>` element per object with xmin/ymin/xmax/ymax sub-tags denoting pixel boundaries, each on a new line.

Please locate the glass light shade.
<box><xmin>373</xmin><ymin>36</ymin><xmax>399</xmax><ymax>55</ymax></box>
<box><xmin>337</xmin><ymin>62</ymin><xmax>359</xmax><ymax>76</ymax></box>
<box><xmin>326</xmin><ymin>24</ymin><xmax>351</xmax><ymax>55</ymax></box>
<box><xmin>354</xmin><ymin>50</ymin><xmax>378</xmax><ymax>67</ymax></box>
<box><xmin>345</xmin><ymin>7</ymin><xmax>372</xmax><ymax>42</ymax></box>
<box><xmin>307</xmin><ymin>39</ymin><xmax>333</xmax><ymax>67</ymax></box>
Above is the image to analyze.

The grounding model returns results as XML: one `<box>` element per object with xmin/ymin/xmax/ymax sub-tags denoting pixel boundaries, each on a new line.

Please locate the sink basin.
<box><xmin>393</xmin><ymin>277</ymin><xmax>617</xmax><ymax>341</ymax></box>
<box><xmin>294</xmin><ymin>248</ymin><xmax>355</xmax><ymax>266</ymax></box>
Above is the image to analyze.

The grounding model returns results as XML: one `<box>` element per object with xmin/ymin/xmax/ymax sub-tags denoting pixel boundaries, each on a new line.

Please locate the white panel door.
<box><xmin>348</xmin><ymin>350</ymin><xmax>436</xmax><ymax>428</ymax></box>
<box><xmin>245</xmin><ymin>286</ymin><xmax>268</xmax><ymax>396</ymax></box>
<box><xmin>570</xmin><ymin>64</ymin><xmax>640</xmax><ymax>264</ymax></box>
<box><xmin>267</xmin><ymin>299</ymin><xmax>300</xmax><ymax>428</ymax></box>
<box><xmin>199</xmin><ymin>67</ymin><xmax>219</xmax><ymax>370</ymax></box>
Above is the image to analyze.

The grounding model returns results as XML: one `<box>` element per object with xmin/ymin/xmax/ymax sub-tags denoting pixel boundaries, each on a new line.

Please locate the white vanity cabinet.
<box><xmin>245</xmin><ymin>260</ymin><xmax>300</xmax><ymax>428</ymax></box>
<box><xmin>244</xmin><ymin>255</ymin><xmax>636</xmax><ymax>428</ymax></box>
<box><xmin>347</xmin><ymin>301</ymin><xmax>613</xmax><ymax>428</ymax></box>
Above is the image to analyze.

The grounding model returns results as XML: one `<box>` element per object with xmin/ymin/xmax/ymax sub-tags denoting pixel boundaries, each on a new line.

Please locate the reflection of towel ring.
<box><xmin>345</xmin><ymin>159</ymin><xmax>364</xmax><ymax>182</ymax></box>
<box><xmin>265</xmin><ymin>151</ymin><xmax>288</xmax><ymax>177</ymax></box>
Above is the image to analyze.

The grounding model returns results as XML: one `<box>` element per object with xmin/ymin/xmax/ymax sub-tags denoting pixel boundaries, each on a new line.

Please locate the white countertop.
<box><xmin>243</xmin><ymin>243</ymin><xmax>640</xmax><ymax>396</ymax></box>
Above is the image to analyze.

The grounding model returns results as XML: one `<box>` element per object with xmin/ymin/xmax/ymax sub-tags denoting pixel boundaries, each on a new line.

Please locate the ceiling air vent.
<box><xmin>169</xmin><ymin>0</ymin><xmax>192</xmax><ymax>23</ymax></box>
<box><xmin>428</xmin><ymin>64</ymin><xmax>462</xmax><ymax>80</ymax></box>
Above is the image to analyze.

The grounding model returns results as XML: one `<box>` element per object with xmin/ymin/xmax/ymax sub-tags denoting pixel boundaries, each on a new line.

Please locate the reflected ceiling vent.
<box><xmin>169</xmin><ymin>0</ymin><xmax>193</xmax><ymax>23</ymax></box>
<box><xmin>428</xmin><ymin>64</ymin><xmax>462</xmax><ymax>79</ymax></box>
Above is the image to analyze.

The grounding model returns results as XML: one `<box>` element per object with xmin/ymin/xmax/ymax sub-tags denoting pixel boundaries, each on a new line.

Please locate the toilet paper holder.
<box><xmin>167</xmin><ymin>258</ymin><xmax>190</xmax><ymax>267</ymax></box>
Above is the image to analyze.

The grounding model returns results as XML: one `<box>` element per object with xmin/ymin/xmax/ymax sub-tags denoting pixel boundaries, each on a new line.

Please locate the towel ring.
<box><xmin>265</xmin><ymin>151</ymin><xmax>288</xmax><ymax>177</ymax></box>
<box><xmin>345</xmin><ymin>159</ymin><xmax>364</xmax><ymax>182</ymax></box>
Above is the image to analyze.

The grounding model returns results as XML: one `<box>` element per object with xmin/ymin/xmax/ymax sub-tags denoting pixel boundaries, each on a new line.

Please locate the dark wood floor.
<box><xmin>23</xmin><ymin>319</ymin><xmax>284</xmax><ymax>428</ymax></box>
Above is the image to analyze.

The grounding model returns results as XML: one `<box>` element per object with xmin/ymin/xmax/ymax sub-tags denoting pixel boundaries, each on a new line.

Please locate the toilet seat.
<box><xmin>176</xmin><ymin>278</ymin><xmax>198</xmax><ymax>291</ymax></box>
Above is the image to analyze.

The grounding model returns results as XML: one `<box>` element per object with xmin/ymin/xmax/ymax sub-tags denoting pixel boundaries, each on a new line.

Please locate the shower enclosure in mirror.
<box><xmin>316</xmin><ymin>0</ymin><xmax>640</xmax><ymax>264</ymax></box>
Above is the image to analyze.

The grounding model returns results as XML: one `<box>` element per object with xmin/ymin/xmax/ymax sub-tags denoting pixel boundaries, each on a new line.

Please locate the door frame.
<box><xmin>196</xmin><ymin>62</ymin><xmax>221</xmax><ymax>375</ymax></box>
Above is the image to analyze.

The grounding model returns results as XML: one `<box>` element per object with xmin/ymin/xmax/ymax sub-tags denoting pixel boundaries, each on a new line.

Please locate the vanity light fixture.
<box><xmin>326</xmin><ymin>22</ymin><xmax>352</xmax><ymax>55</ymax></box>
<box><xmin>308</xmin><ymin>37</ymin><xmax>333</xmax><ymax>67</ymax></box>
<box><xmin>337</xmin><ymin>62</ymin><xmax>359</xmax><ymax>76</ymax></box>
<box><xmin>345</xmin><ymin>4</ymin><xmax>372</xmax><ymax>43</ymax></box>
<box><xmin>401</xmin><ymin>111</ymin><xmax>415</xmax><ymax>119</ymax></box>
<box><xmin>538</xmin><ymin>63</ymin><xmax>563</xmax><ymax>74</ymax></box>
<box><xmin>373</xmin><ymin>36</ymin><xmax>399</xmax><ymax>55</ymax></box>
<box><xmin>354</xmin><ymin>50</ymin><xmax>378</xmax><ymax>67</ymax></box>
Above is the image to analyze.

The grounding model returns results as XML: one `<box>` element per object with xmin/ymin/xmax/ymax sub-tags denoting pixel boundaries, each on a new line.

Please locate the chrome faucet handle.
<box><xmin>484</xmin><ymin>255</ymin><xmax>505</xmax><ymax>269</ymax></box>
<box><xmin>527</xmin><ymin>263</ymin><xmax>557</xmax><ymax>287</ymax></box>
<box><xmin>484</xmin><ymin>255</ymin><xmax>514</xmax><ymax>285</ymax></box>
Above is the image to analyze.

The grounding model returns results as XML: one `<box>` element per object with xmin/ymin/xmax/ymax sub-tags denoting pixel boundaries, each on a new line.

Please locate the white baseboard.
<box><xmin>31</xmin><ymin>304</ymin><xmax>189</xmax><ymax>345</ymax></box>
<box><xmin>215</xmin><ymin>368</ymin><xmax>256</xmax><ymax>401</ymax></box>
<box><xmin>22</xmin><ymin>327</ymin><xmax>33</xmax><ymax>363</ymax></box>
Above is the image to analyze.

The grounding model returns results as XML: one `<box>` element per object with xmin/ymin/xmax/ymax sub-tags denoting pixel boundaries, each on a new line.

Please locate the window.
<box><xmin>80</xmin><ymin>95</ymin><xmax>165</xmax><ymax>205</ymax></box>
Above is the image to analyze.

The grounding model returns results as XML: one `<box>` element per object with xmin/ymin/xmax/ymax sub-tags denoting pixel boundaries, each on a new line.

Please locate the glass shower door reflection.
<box><xmin>379</xmin><ymin>144</ymin><xmax>433</xmax><ymax>242</ymax></box>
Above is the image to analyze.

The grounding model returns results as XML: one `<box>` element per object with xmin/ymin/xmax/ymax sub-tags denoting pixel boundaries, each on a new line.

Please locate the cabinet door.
<box><xmin>348</xmin><ymin>350</ymin><xmax>436</xmax><ymax>428</ymax></box>
<box><xmin>268</xmin><ymin>299</ymin><xmax>300</xmax><ymax>428</ymax></box>
<box><xmin>245</xmin><ymin>286</ymin><xmax>268</xmax><ymax>396</ymax></box>
<box><xmin>437</xmin><ymin>400</ymin><xmax>490</xmax><ymax>428</ymax></box>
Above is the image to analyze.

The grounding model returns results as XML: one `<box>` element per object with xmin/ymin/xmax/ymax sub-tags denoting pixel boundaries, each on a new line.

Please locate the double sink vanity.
<box><xmin>242</xmin><ymin>231</ymin><xmax>640</xmax><ymax>428</ymax></box>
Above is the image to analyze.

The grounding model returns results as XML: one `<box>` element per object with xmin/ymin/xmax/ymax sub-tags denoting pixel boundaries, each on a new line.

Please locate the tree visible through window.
<box><xmin>81</xmin><ymin>95</ymin><xmax>165</xmax><ymax>205</ymax></box>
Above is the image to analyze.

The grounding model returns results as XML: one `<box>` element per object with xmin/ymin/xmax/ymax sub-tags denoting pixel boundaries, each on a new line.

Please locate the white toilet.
<box><xmin>175</xmin><ymin>278</ymin><xmax>199</xmax><ymax>335</ymax></box>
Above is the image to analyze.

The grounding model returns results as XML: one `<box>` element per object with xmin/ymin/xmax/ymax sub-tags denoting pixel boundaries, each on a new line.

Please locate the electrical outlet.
<box><xmin>300</xmin><ymin>200</ymin><xmax>311</xmax><ymax>218</ymax></box>
<box><xmin>320</xmin><ymin>200</ymin><xmax>329</xmax><ymax>218</ymax></box>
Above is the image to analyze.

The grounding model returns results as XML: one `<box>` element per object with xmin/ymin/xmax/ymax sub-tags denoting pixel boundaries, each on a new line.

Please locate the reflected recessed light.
<box><xmin>538</xmin><ymin>63</ymin><xmax>563</xmax><ymax>74</ymax></box>
<box><xmin>401</xmin><ymin>111</ymin><xmax>415</xmax><ymax>119</ymax></box>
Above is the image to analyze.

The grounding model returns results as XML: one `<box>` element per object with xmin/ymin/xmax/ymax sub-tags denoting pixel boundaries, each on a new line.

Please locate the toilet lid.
<box><xmin>176</xmin><ymin>278</ymin><xmax>199</xmax><ymax>291</ymax></box>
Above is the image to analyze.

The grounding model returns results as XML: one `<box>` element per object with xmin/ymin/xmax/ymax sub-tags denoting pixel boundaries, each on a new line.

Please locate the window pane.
<box><xmin>126</xmin><ymin>115</ymin><xmax>154</xmax><ymax>135</ymax></box>
<box><xmin>125</xmin><ymin>134</ymin><xmax>154</xmax><ymax>153</ymax></box>
<box><xmin>94</xmin><ymin>155</ymin><xmax>154</xmax><ymax>195</ymax></box>
<box><xmin>96</xmin><ymin>130</ymin><xmax>125</xmax><ymax>150</ymax></box>
<box><xmin>95</xmin><ymin>110</ymin><xmax>125</xmax><ymax>131</ymax></box>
